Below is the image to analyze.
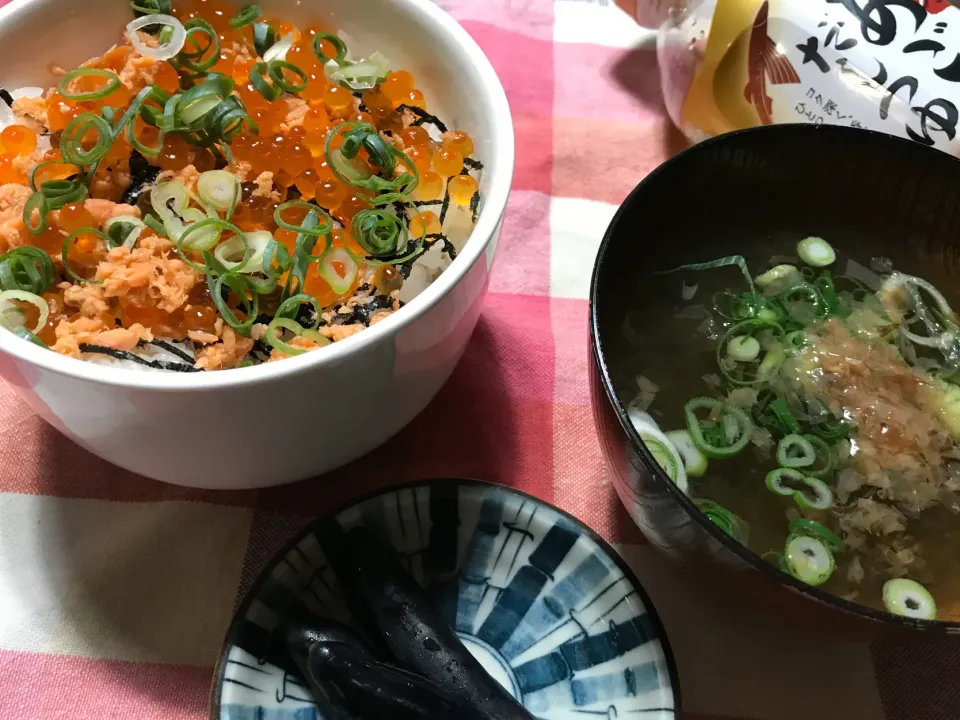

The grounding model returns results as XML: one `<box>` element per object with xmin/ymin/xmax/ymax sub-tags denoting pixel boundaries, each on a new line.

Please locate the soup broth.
<box><xmin>614</xmin><ymin>239</ymin><xmax>960</xmax><ymax>622</ymax></box>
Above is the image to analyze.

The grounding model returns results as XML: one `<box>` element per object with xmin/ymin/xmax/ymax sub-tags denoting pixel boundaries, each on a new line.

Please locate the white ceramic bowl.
<box><xmin>0</xmin><ymin>0</ymin><xmax>514</xmax><ymax>489</ymax></box>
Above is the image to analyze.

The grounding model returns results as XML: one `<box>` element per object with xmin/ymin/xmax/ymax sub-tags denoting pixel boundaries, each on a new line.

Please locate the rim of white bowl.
<box><xmin>0</xmin><ymin>0</ymin><xmax>515</xmax><ymax>392</ymax></box>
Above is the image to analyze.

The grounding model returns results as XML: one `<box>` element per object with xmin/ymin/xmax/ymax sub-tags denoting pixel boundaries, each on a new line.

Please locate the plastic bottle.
<box><xmin>652</xmin><ymin>0</ymin><xmax>960</xmax><ymax>156</ymax></box>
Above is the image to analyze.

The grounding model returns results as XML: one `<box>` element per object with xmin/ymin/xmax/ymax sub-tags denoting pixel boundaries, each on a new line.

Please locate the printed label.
<box><xmin>681</xmin><ymin>0</ymin><xmax>960</xmax><ymax>156</ymax></box>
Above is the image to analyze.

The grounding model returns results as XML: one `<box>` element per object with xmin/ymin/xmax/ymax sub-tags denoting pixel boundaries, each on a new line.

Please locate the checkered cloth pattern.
<box><xmin>0</xmin><ymin>0</ymin><xmax>956</xmax><ymax>717</ymax></box>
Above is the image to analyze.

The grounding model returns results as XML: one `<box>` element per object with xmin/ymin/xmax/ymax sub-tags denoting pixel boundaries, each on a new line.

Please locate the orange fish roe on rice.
<box><xmin>0</xmin><ymin>0</ymin><xmax>482</xmax><ymax>371</ymax></box>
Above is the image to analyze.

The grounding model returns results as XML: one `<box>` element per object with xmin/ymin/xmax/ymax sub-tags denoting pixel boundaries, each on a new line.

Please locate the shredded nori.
<box><xmin>79</xmin><ymin>343</ymin><xmax>200</xmax><ymax>372</ymax></box>
<box><xmin>0</xmin><ymin>88</ymin><xmax>13</xmax><ymax>108</ymax></box>
<box><xmin>122</xmin><ymin>151</ymin><xmax>162</xmax><ymax>207</ymax></box>
<box><xmin>463</xmin><ymin>158</ymin><xmax>483</xmax><ymax>171</ymax></box>
<box><xmin>395</xmin><ymin>104</ymin><xmax>448</xmax><ymax>133</ymax></box>
<box><xmin>469</xmin><ymin>191</ymin><xmax>481</xmax><ymax>223</ymax></box>
<box><xmin>330</xmin><ymin>293</ymin><xmax>396</xmax><ymax>326</ymax></box>
<box><xmin>410</xmin><ymin>199</ymin><xmax>442</xmax><ymax>207</ymax></box>
<box><xmin>145</xmin><ymin>339</ymin><xmax>196</xmax><ymax>364</ymax></box>
<box><xmin>437</xmin><ymin>186</ymin><xmax>452</xmax><ymax>225</ymax></box>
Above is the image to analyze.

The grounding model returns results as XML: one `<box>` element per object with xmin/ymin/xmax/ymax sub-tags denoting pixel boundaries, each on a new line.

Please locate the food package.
<box><xmin>656</xmin><ymin>0</ymin><xmax>960</xmax><ymax>156</ymax></box>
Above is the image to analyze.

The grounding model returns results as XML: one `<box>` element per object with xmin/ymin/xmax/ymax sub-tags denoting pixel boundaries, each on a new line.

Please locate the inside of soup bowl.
<box><xmin>590</xmin><ymin>123</ymin><xmax>960</xmax><ymax>628</ymax></box>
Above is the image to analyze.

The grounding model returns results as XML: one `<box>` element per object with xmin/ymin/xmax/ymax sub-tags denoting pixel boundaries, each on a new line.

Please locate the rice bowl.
<box><xmin>0</xmin><ymin>0</ymin><xmax>513</xmax><ymax>488</ymax></box>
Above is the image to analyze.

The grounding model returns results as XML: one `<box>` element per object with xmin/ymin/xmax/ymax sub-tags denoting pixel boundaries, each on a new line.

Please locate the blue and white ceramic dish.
<box><xmin>211</xmin><ymin>479</ymin><xmax>679</xmax><ymax>719</ymax></box>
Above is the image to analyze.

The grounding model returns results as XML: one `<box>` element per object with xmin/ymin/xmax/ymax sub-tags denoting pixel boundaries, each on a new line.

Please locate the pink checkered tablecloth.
<box><xmin>0</xmin><ymin>0</ymin><xmax>958</xmax><ymax>718</ymax></box>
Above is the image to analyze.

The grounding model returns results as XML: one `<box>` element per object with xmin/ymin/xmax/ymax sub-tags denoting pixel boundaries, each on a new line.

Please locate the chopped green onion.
<box><xmin>882</xmin><ymin>578</ymin><xmax>936</xmax><ymax>620</ymax></box>
<box><xmin>130</xmin><ymin>0</ymin><xmax>172</xmax><ymax>17</ymax></box>
<box><xmin>178</xmin><ymin>74</ymin><xmax>235</xmax><ymax>126</ymax></box>
<box><xmin>776</xmin><ymin>434</ymin><xmax>815</xmax><ymax>468</ymax></box>
<box><xmin>0</xmin><ymin>247</ymin><xmax>55</xmax><ymax>295</ymax></box>
<box><xmin>13</xmin><ymin>326</ymin><xmax>46</xmax><ymax>347</ymax></box>
<box><xmin>104</xmin><ymin>215</ymin><xmax>146</xmax><ymax>248</ymax></box>
<box><xmin>716</xmin><ymin>319</ymin><xmax>784</xmax><ymax>386</ymax></box>
<box><xmin>203</xmin><ymin>94</ymin><xmax>258</xmax><ymax>143</ymax></box>
<box><xmin>657</xmin><ymin>255</ymin><xmax>756</xmax><ymax>297</ymax></box>
<box><xmin>797</xmin><ymin>237</ymin><xmax>836</xmax><ymax>267</ymax></box>
<box><xmin>57</xmin><ymin>68</ymin><xmax>122</xmax><ymax>101</ymax></box>
<box><xmin>264</xmin><ymin>316</ymin><xmax>331</xmax><ymax>356</ymax></box>
<box><xmin>755</xmin><ymin>264</ymin><xmax>802</xmax><ymax>295</ymax></box>
<box><xmin>275</xmin><ymin>293</ymin><xmax>322</xmax><ymax>327</ymax></box>
<box><xmin>784</xmin><ymin>534</ymin><xmax>834</xmax><ymax>586</ymax></box>
<box><xmin>762</xmin><ymin>397</ymin><xmax>800</xmax><ymax>436</ymax></box>
<box><xmin>785</xmin><ymin>329</ymin><xmax>806</xmax><ymax>348</ymax></box>
<box><xmin>326</xmin><ymin>52</ymin><xmax>391</xmax><ymax>91</ymax></box>
<box><xmin>38</xmin><ymin>178</ymin><xmax>88</xmax><ymax>211</ymax></box>
<box><xmin>695</xmin><ymin>499</ymin><xmax>749</xmax><ymax>543</ymax></box>
<box><xmin>281</xmin><ymin>210</ymin><xmax>328</xmax><ymax>301</ymax></box>
<box><xmin>0</xmin><ymin>290</ymin><xmax>48</xmax><ymax>333</ymax></box>
<box><xmin>22</xmin><ymin>192</ymin><xmax>48</xmax><ymax>236</ymax></box>
<box><xmin>726</xmin><ymin>334</ymin><xmax>760</xmax><ymax>362</ymax></box>
<box><xmin>249</xmin><ymin>61</ymin><xmax>281</xmax><ymax>101</ymax></box>
<box><xmin>197</xmin><ymin>170</ymin><xmax>241</xmax><ymax>213</ymax></box>
<box><xmin>253</xmin><ymin>22</ymin><xmax>276</xmax><ymax>57</ymax></box>
<box><xmin>229</xmin><ymin>4</ymin><xmax>261</xmax><ymax>28</ymax></box>
<box><xmin>126</xmin><ymin>14</ymin><xmax>186</xmax><ymax>61</ymax></box>
<box><xmin>324</xmin><ymin>122</ymin><xmax>419</xmax><ymax>204</ymax></box>
<box><xmin>214</xmin><ymin>230</ymin><xmax>273</xmax><ymax>273</ymax></box>
<box><xmin>788</xmin><ymin>518</ymin><xmax>844</xmax><ymax>554</ymax></box>
<box><xmin>274</xmin><ymin>201</ymin><xmax>334</xmax><ymax>237</ymax></box>
<box><xmin>60</xmin><ymin>112</ymin><xmax>114</xmax><ymax>167</ymax></box>
<box><xmin>210</xmin><ymin>272</ymin><xmax>258</xmax><ymax>335</ymax></box>
<box><xmin>802</xmin><ymin>434</ymin><xmax>835</xmax><ymax>478</ymax></box>
<box><xmin>317</xmin><ymin>247</ymin><xmax>358</xmax><ymax>295</ymax></box>
<box><xmin>781</xmin><ymin>283</ymin><xmax>828</xmax><ymax>324</ymax></box>
<box><xmin>765</xmin><ymin>468</ymin><xmax>833</xmax><ymax>510</ymax></box>
<box><xmin>178</xmin><ymin>217</ymin><xmax>228</xmax><ymax>255</ymax></box>
<box><xmin>665</xmin><ymin>429</ymin><xmax>708</xmax><ymax>477</ymax></box>
<box><xmin>684</xmin><ymin>397</ymin><xmax>753</xmax><ymax>458</ymax></box>
<box><xmin>62</xmin><ymin>227</ymin><xmax>110</xmax><ymax>284</ymax></box>
<box><xmin>177</xmin><ymin>18</ymin><xmax>221</xmax><ymax>74</ymax></box>
<box><xmin>267</xmin><ymin>60</ymin><xmax>308</xmax><ymax>93</ymax></box>
<box><xmin>312</xmin><ymin>31</ymin><xmax>347</xmax><ymax>64</ymax></box>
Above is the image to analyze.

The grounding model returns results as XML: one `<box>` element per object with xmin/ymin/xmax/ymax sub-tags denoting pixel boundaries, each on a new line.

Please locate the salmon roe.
<box><xmin>381</xmin><ymin>71</ymin><xmax>414</xmax><ymax>102</ymax></box>
<box><xmin>1</xmin><ymin>125</ymin><xmax>37</xmax><ymax>156</ymax></box>
<box><xmin>447</xmin><ymin>175</ymin><xmax>478</xmax><ymax>206</ymax></box>
<box><xmin>409</xmin><ymin>211</ymin><xmax>441</xmax><ymax>237</ymax></box>
<box><xmin>414</xmin><ymin>171</ymin><xmax>443</xmax><ymax>201</ymax></box>
<box><xmin>442</xmin><ymin>130</ymin><xmax>475</xmax><ymax>158</ymax></box>
<box><xmin>433</xmin><ymin>148</ymin><xmax>464</xmax><ymax>177</ymax></box>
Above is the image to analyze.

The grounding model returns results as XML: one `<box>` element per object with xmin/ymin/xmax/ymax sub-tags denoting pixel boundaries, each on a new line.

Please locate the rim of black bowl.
<box><xmin>589</xmin><ymin>123</ymin><xmax>960</xmax><ymax>632</ymax></box>
<box><xmin>209</xmin><ymin>477</ymin><xmax>683</xmax><ymax>718</ymax></box>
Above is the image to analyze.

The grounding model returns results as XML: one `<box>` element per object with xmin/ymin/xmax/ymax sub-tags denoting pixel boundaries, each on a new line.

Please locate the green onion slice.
<box><xmin>22</xmin><ymin>193</ymin><xmax>48</xmax><ymax>236</ymax></box>
<box><xmin>882</xmin><ymin>578</ymin><xmax>937</xmax><ymax>620</ymax></box>
<box><xmin>780</xmin><ymin>282</ymin><xmax>828</xmax><ymax>325</ymax></box>
<box><xmin>664</xmin><ymin>429</ymin><xmax>708</xmax><ymax>477</ymax></box>
<box><xmin>628</xmin><ymin>411</ymin><xmax>689</xmax><ymax>493</ymax></box>
<box><xmin>57</xmin><ymin>68</ymin><xmax>122</xmax><ymax>101</ymax></box>
<box><xmin>0</xmin><ymin>247</ymin><xmax>55</xmax><ymax>295</ymax></box>
<box><xmin>229</xmin><ymin>4</ymin><xmax>261</xmax><ymax>28</ymax></box>
<box><xmin>325</xmin><ymin>122</ymin><xmax>419</xmax><ymax>204</ymax></box>
<box><xmin>264</xmin><ymin>317</ymin><xmax>330</xmax><ymax>356</ymax></box>
<box><xmin>249</xmin><ymin>61</ymin><xmax>281</xmax><ymax>102</ymax></box>
<box><xmin>62</xmin><ymin>227</ymin><xmax>110</xmax><ymax>283</ymax></box>
<box><xmin>317</xmin><ymin>247</ymin><xmax>358</xmax><ymax>296</ymax></box>
<box><xmin>267</xmin><ymin>60</ymin><xmax>308</xmax><ymax>93</ymax></box>
<box><xmin>13</xmin><ymin>326</ymin><xmax>46</xmax><ymax>347</ymax></box>
<box><xmin>684</xmin><ymin>397</ymin><xmax>753</xmax><ymax>459</ymax></box>
<box><xmin>717</xmin><ymin>319</ymin><xmax>785</xmax><ymax>386</ymax></box>
<box><xmin>104</xmin><ymin>215</ymin><xmax>146</xmax><ymax>249</ymax></box>
<box><xmin>312</xmin><ymin>31</ymin><xmax>347</xmax><ymax>64</ymax></box>
<box><xmin>253</xmin><ymin>22</ymin><xmax>277</xmax><ymax>58</ymax></box>
<box><xmin>784</xmin><ymin>534</ymin><xmax>835</xmax><ymax>586</ymax></box>
<box><xmin>177</xmin><ymin>18</ymin><xmax>221</xmax><ymax>74</ymax></box>
<box><xmin>274</xmin><ymin>293</ymin><xmax>321</xmax><ymax>328</ymax></box>
<box><xmin>0</xmin><ymin>290</ymin><xmax>48</xmax><ymax>333</ymax></box>
<box><xmin>60</xmin><ymin>112</ymin><xmax>114</xmax><ymax>167</ymax></box>
<box><xmin>765</xmin><ymin>468</ymin><xmax>833</xmax><ymax>510</ymax></box>
<box><xmin>776</xmin><ymin>434</ymin><xmax>815</xmax><ymax>469</ymax></box>
<box><xmin>214</xmin><ymin>230</ymin><xmax>273</xmax><ymax>273</ymax></box>
<box><xmin>788</xmin><ymin>518</ymin><xmax>843</xmax><ymax>554</ymax></box>
<box><xmin>797</xmin><ymin>237</ymin><xmax>836</xmax><ymax>267</ymax></box>
<box><xmin>802</xmin><ymin>434</ymin><xmax>835</xmax><ymax>478</ymax></box>
<box><xmin>274</xmin><ymin>201</ymin><xmax>334</xmax><ymax>237</ymax></box>
<box><xmin>694</xmin><ymin>499</ymin><xmax>749</xmax><ymax>543</ymax></box>
<box><xmin>126</xmin><ymin>13</ymin><xmax>186</xmax><ymax>61</ymax></box>
<box><xmin>197</xmin><ymin>170</ymin><xmax>241</xmax><ymax>213</ymax></box>
<box><xmin>281</xmin><ymin>210</ymin><xmax>327</xmax><ymax>301</ymax></box>
<box><xmin>755</xmin><ymin>264</ymin><xmax>802</xmax><ymax>295</ymax></box>
<box><xmin>210</xmin><ymin>272</ymin><xmax>257</xmax><ymax>335</ymax></box>
<box><xmin>726</xmin><ymin>334</ymin><xmax>760</xmax><ymax>362</ymax></box>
